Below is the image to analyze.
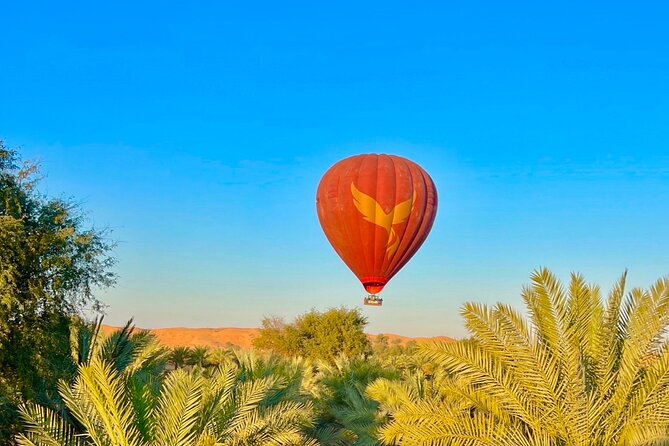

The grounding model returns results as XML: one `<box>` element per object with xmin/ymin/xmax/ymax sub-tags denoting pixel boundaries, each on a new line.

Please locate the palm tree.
<box><xmin>370</xmin><ymin>269</ymin><xmax>669</xmax><ymax>446</ymax></box>
<box><xmin>312</xmin><ymin>356</ymin><xmax>399</xmax><ymax>446</ymax></box>
<box><xmin>168</xmin><ymin>346</ymin><xmax>192</xmax><ymax>370</ymax></box>
<box><xmin>17</xmin><ymin>344</ymin><xmax>318</xmax><ymax>445</ymax></box>
<box><xmin>188</xmin><ymin>346</ymin><xmax>211</xmax><ymax>369</ymax></box>
<box><xmin>227</xmin><ymin>349</ymin><xmax>361</xmax><ymax>446</ymax></box>
<box><xmin>206</xmin><ymin>347</ymin><xmax>233</xmax><ymax>369</ymax></box>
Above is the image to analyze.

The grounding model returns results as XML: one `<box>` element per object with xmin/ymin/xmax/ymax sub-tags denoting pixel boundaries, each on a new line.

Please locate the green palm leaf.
<box><xmin>152</xmin><ymin>370</ymin><xmax>203</xmax><ymax>446</ymax></box>
<box><xmin>16</xmin><ymin>403</ymin><xmax>85</xmax><ymax>446</ymax></box>
<box><xmin>373</xmin><ymin>269</ymin><xmax>669</xmax><ymax>445</ymax></box>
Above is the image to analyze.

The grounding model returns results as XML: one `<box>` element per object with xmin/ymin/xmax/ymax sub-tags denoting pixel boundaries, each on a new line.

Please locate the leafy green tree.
<box><xmin>254</xmin><ymin>307</ymin><xmax>372</xmax><ymax>363</ymax></box>
<box><xmin>253</xmin><ymin>316</ymin><xmax>300</xmax><ymax>356</ymax></box>
<box><xmin>373</xmin><ymin>269</ymin><xmax>669</xmax><ymax>446</ymax></box>
<box><xmin>0</xmin><ymin>143</ymin><xmax>116</xmax><ymax>441</ymax></box>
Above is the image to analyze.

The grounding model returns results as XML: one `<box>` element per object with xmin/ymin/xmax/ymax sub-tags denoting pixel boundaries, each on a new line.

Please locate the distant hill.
<box><xmin>100</xmin><ymin>325</ymin><xmax>454</xmax><ymax>349</ymax></box>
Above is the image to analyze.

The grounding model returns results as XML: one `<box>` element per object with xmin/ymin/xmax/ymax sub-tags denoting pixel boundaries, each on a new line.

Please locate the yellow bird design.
<box><xmin>351</xmin><ymin>182</ymin><xmax>416</xmax><ymax>258</ymax></box>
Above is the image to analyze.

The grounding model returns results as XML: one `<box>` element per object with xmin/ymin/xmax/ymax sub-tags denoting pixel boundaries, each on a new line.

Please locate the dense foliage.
<box><xmin>0</xmin><ymin>143</ymin><xmax>116</xmax><ymax>442</ymax></box>
<box><xmin>15</xmin><ymin>271</ymin><xmax>669</xmax><ymax>446</ymax></box>
<box><xmin>18</xmin><ymin>321</ymin><xmax>318</xmax><ymax>446</ymax></box>
<box><xmin>253</xmin><ymin>307</ymin><xmax>372</xmax><ymax>363</ymax></box>
<box><xmin>373</xmin><ymin>269</ymin><xmax>669</xmax><ymax>445</ymax></box>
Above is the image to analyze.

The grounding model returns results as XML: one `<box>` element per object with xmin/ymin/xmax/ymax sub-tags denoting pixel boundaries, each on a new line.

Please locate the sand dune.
<box><xmin>100</xmin><ymin>325</ymin><xmax>454</xmax><ymax>349</ymax></box>
<box><xmin>100</xmin><ymin>325</ymin><xmax>259</xmax><ymax>349</ymax></box>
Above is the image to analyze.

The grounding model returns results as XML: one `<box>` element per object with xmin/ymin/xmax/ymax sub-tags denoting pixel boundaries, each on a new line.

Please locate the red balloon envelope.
<box><xmin>316</xmin><ymin>154</ymin><xmax>438</xmax><ymax>295</ymax></box>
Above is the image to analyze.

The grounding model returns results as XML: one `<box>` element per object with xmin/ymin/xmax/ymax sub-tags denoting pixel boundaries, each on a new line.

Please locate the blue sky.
<box><xmin>2</xmin><ymin>1</ymin><xmax>668</xmax><ymax>337</ymax></box>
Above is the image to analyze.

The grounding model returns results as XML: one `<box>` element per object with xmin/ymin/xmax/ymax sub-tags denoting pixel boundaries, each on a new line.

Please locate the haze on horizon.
<box><xmin>2</xmin><ymin>1</ymin><xmax>668</xmax><ymax>338</ymax></box>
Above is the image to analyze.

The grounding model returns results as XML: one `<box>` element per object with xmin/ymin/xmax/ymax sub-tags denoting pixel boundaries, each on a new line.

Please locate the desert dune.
<box><xmin>100</xmin><ymin>325</ymin><xmax>453</xmax><ymax>349</ymax></box>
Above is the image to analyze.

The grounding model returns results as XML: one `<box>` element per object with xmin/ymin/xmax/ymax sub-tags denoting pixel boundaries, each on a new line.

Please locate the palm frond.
<box><xmin>16</xmin><ymin>403</ymin><xmax>84</xmax><ymax>446</ymax></box>
<box><xmin>377</xmin><ymin>270</ymin><xmax>669</xmax><ymax>446</ymax></box>
<box><xmin>60</xmin><ymin>357</ymin><xmax>142</xmax><ymax>446</ymax></box>
<box><xmin>152</xmin><ymin>369</ymin><xmax>203</xmax><ymax>446</ymax></box>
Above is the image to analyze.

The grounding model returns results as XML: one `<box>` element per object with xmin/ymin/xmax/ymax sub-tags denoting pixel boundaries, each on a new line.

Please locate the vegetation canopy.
<box><xmin>18</xmin><ymin>319</ymin><xmax>319</xmax><ymax>446</ymax></box>
<box><xmin>0</xmin><ymin>142</ymin><xmax>116</xmax><ymax>442</ymax></box>
<box><xmin>371</xmin><ymin>268</ymin><xmax>669</xmax><ymax>446</ymax></box>
<box><xmin>253</xmin><ymin>307</ymin><xmax>372</xmax><ymax>363</ymax></box>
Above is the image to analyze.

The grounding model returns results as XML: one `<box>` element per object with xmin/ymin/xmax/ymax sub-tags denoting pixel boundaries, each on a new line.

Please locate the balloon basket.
<box><xmin>364</xmin><ymin>295</ymin><xmax>383</xmax><ymax>307</ymax></box>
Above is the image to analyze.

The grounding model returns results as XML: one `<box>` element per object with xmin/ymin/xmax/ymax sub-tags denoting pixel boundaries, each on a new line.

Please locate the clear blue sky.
<box><xmin>2</xmin><ymin>1</ymin><xmax>668</xmax><ymax>337</ymax></box>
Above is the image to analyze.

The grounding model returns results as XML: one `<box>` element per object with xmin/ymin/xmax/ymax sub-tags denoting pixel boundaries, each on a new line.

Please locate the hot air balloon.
<box><xmin>316</xmin><ymin>154</ymin><xmax>438</xmax><ymax>306</ymax></box>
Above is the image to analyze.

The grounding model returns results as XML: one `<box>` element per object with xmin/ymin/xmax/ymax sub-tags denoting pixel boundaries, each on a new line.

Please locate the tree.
<box><xmin>372</xmin><ymin>334</ymin><xmax>389</xmax><ymax>353</ymax></box>
<box><xmin>168</xmin><ymin>346</ymin><xmax>192</xmax><ymax>370</ymax></box>
<box><xmin>187</xmin><ymin>346</ymin><xmax>211</xmax><ymax>369</ymax></box>
<box><xmin>253</xmin><ymin>307</ymin><xmax>372</xmax><ymax>363</ymax></box>
<box><xmin>373</xmin><ymin>268</ymin><xmax>669</xmax><ymax>446</ymax></box>
<box><xmin>17</xmin><ymin>335</ymin><xmax>319</xmax><ymax>446</ymax></box>
<box><xmin>0</xmin><ymin>143</ymin><xmax>116</xmax><ymax>441</ymax></box>
<box><xmin>315</xmin><ymin>357</ymin><xmax>399</xmax><ymax>446</ymax></box>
